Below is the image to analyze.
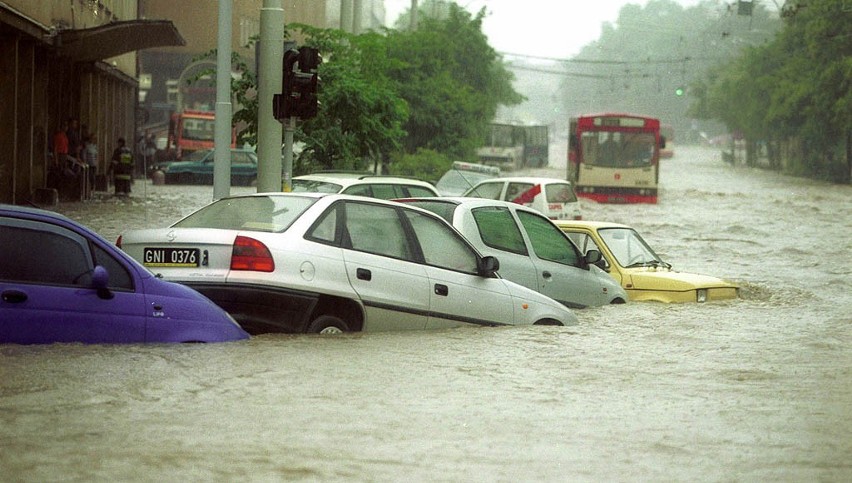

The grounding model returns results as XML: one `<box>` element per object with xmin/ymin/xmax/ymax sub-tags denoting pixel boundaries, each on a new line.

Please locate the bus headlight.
<box><xmin>696</xmin><ymin>289</ymin><xmax>707</xmax><ymax>303</ymax></box>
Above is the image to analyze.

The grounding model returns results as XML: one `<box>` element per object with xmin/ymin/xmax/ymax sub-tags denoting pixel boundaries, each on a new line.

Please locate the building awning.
<box><xmin>59</xmin><ymin>19</ymin><xmax>185</xmax><ymax>63</ymax></box>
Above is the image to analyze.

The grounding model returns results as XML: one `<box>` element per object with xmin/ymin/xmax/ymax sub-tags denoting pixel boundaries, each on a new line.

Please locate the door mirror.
<box><xmin>584</xmin><ymin>250</ymin><xmax>609</xmax><ymax>272</ymax></box>
<box><xmin>659</xmin><ymin>136</ymin><xmax>667</xmax><ymax>149</ymax></box>
<box><xmin>91</xmin><ymin>265</ymin><xmax>114</xmax><ymax>300</ymax></box>
<box><xmin>477</xmin><ymin>256</ymin><xmax>500</xmax><ymax>277</ymax></box>
<box><xmin>584</xmin><ymin>249</ymin><xmax>602</xmax><ymax>265</ymax></box>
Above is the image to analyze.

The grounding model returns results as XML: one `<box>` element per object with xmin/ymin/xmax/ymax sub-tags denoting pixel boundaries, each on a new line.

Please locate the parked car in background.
<box><xmin>396</xmin><ymin>197</ymin><xmax>627</xmax><ymax>308</ymax></box>
<box><xmin>435</xmin><ymin>161</ymin><xmax>501</xmax><ymax>196</ymax></box>
<box><xmin>462</xmin><ymin>176</ymin><xmax>582</xmax><ymax>220</ymax></box>
<box><xmin>157</xmin><ymin>148</ymin><xmax>259</xmax><ymax>186</ymax></box>
<box><xmin>557</xmin><ymin>220</ymin><xmax>740</xmax><ymax>303</ymax></box>
<box><xmin>117</xmin><ymin>193</ymin><xmax>579</xmax><ymax>334</ymax></box>
<box><xmin>0</xmin><ymin>205</ymin><xmax>249</xmax><ymax>344</ymax></box>
<box><xmin>290</xmin><ymin>173</ymin><xmax>440</xmax><ymax>199</ymax></box>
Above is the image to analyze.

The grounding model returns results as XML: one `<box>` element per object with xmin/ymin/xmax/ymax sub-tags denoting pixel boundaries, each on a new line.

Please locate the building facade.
<box><xmin>0</xmin><ymin>0</ymin><xmax>183</xmax><ymax>204</ymax></box>
<box><xmin>0</xmin><ymin>0</ymin><xmax>386</xmax><ymax>205</ymax></box>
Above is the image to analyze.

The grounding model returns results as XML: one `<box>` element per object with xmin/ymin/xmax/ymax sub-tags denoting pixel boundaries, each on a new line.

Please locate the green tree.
<box><xmin>385</xmin><ymin>3</ymin><xmax>523</xmax><ymax>160</ymax></box>
<box><xmin>292</xmin><ymin>26</ymin><xmax>409</xmax><ymax>173</ymax></box>
<box><xmin>692</xmin><ymin>0</ymin><xmax>851</xmax><ymax>181</ymax></box>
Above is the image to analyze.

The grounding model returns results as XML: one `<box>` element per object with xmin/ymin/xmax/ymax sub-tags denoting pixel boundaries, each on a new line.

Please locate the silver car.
<box><xmin>397</xmin><ymin>198</ymin><xmax>628</xmax><ymax>308</ymax></box>
<box><xmin>117</xmin><ymin>193</ymin><xmax>578</xmax><ymax>334</ymax></box>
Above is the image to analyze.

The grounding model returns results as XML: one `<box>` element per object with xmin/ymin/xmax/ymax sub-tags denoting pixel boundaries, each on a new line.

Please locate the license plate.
<box><xmin>143</xmin><ymin>247</ymin><xmax>200</xmax><ymax>267</ymax></box>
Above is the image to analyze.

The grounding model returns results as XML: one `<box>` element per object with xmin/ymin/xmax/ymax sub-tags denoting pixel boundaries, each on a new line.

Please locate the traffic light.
<box><xmin>675</xmin><ymin>86</ymin><xmax>685</xmax><ymax>96</ymax></box>
<box><xmin>273</xmin><ymin>48</ymin><xmax>300</xmax><ymax>120</ymax></box>
<box><xmin>273</xmin><ymin>46</ymin><xmax>321</xmax><ymax>121</ymax></box>
<box><xmin>294</xmin><ymin>46</ymin><xmax>321</xmax><ymax>120</ymax></box>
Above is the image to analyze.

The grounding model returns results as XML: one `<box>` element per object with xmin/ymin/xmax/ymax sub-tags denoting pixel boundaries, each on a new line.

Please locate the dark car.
<box><xmin>158</xmin><ymin>148</ymin><xmax>259</xmax><ymax>186</ymax></box>
<box><xmin>0</xmin><ymin>205</ymin><xmax>250</xmax><ymax>345</ymax></box>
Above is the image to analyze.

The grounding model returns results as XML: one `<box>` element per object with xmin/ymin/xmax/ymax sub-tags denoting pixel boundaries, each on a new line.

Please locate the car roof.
<box><xmin>553</xmin><ymin>220</ymin><xmax>630</xmax><ymax>230</ymax></box>
<box><xmin>396</xmin><ymin>196</ymin><xmax>545</xmax><ymax>215</ymax></box>
<box><xmin>293</xmin><ymin>173</ymin><xmax>437</xmax><ymax>188</ymax></box>
<box><xmin>0</xmin><ymin>204</ymin><xmax>73</xmax><ymax>223</ymax></box>
<box><xmin>474</xmin><ymin>176</ymin><xmax>573</xmax><ymax>185</ymax></box>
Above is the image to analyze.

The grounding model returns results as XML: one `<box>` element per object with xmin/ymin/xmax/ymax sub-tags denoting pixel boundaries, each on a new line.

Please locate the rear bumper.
<box><xmin>184</xmin><ymin>282</ymin><xmax>318</xmax><ymax>334</ymax></box>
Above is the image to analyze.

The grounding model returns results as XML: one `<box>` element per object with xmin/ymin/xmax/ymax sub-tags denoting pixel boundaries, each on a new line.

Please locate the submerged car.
<box><xmin>396</xmin><ymin>198</ymin><xmax>627</xmax><ymax>308</ymax></box>
<box><xmin>557</xmin><ymin>220</ymin><xmax>739</xmax><ymax>303</ymax></box>
<box><xmin>0</xmin><ymin>205</ymin><xmax>249</xmax><ymax>344</ymax></box>
<box><xmin>435</xmin><ymin>161</ymin><xmax>501</xmax><ymax>196</ymax></box>
<box><xmin>117</xmin><ymin>193</ymin><xmax>579</xmax><ymax>334</ymax></box>
<box><xmin>462</xmin><ymin>176</ymin><xmax>582</xmax><ymax>221</ymax></box>
<box><xmin>290</xmin><ymin>173</ymin><xmax>440</xmax><ymax>199</ymax></box>
<box><xmin>158</xmin><ymin>148</ymin><xmax>259</xmax><ymax>186</ymax></box>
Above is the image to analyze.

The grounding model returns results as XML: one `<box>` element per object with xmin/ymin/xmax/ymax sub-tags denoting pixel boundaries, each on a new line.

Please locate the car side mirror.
<box><xmin>477</xmin><ymin>255</ymin><xmax>500</xmax><ymax>277</ymax></box>
<box><xmin>660</xmin><ymin>136</ymin><xmax>667</xmax><ymax>149</ymax></box>
<box><xmin>584</xmin><ymin>250</ymin><xmax>609</xmax><ymax>272</ymax></box>
<box><xmin>91</xmin><ymin>265</ymin><xmax>114</xmax><ymax>300</ymax></box>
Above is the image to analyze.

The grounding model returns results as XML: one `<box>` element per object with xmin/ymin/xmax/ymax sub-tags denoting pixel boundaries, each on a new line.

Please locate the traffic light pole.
<box><xmin>257</xmin><ymin>0</ymin><xmax>284</xmax><ymax>193</ymax></box>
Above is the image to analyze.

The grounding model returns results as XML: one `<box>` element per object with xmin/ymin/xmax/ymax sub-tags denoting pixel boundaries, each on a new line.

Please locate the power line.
<box><xmin>500</xmin><ymin>51</ymin><xmax>722</xmax><ymax>65</ymax></box>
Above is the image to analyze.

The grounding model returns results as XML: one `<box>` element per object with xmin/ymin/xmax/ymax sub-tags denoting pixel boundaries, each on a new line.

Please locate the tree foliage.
<box><xmin>692</xmin><ymin>0</ymin><xmax>851</xmax><ymax>181</ymax></box>
<box><xmin>384</xmin><ymin>3</ymin><xmax>523</xmax><ymax>160</ymax></box>
<box><xmin>562</xmin><ymin>0</ymin><xmax>779</xmax><ymax>143</ymax></box>
<box><xmin>196</xmin><ymin>2</ymin><xmax>522</xmax><ymax>176</ymax></box>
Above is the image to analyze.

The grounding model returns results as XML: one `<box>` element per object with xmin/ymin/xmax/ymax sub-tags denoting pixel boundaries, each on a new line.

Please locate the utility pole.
<box><xmin>257</xmin><ymin>0</ymin><xmax>284</xmax><ymax>193</ymax></box>
<box><xmin>213</xmin><ymin>0</ymin><xmax>233</xmax><ymax>200</ymax></box>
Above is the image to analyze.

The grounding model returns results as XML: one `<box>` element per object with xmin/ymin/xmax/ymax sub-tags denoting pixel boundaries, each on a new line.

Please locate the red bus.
<box><xmin>168</xmin><ymin>110</ymin><xmax>236</xmax><ymax>159</ymax></box>
<box><xmin>567</xmin><ymin>113</ymin><xmax>664</xmax><ymax>204</ymax></box>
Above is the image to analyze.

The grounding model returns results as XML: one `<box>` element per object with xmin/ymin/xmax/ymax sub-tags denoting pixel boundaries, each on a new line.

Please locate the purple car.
<box><xmin>0</xmin><ymin>205</ymin><xmax>249</xmax><ymax>344</ymax></box>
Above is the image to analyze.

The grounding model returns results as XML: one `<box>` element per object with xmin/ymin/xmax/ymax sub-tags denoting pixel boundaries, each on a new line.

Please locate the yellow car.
<box><xmin>555</xmin><ymin>220</ymin><xmax>739</xmax><ymax>303</ymax></box>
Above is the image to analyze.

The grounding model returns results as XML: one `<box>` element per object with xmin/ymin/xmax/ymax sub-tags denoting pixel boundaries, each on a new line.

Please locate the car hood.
<box><xmin>623</xmin><ymin>268</ymin><xmax>738</xmax><ymax>291</ymax></box>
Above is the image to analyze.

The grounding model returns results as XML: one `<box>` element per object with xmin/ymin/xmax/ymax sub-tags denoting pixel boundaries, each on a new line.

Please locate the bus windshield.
<box><xmin>581</xmin><ymin>132</ymin><xmax>656</xmax><ymax>168</ymax></box>
<box><xmin>181</xmin><ymin>118</ymin><xmax>215</xmax><ymax>141</ymax></box>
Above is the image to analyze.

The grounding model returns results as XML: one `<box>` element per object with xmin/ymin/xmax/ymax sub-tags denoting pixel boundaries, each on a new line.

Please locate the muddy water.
<box><xmin>2</xmin><ymin>146</ymin><xmax>850</xmax><ymax>481</ymax></box>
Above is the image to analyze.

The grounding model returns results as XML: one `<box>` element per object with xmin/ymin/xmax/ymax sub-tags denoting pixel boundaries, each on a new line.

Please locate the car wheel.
<box><xmin>308</xmin><ymin>315</ymin><xmax>349</xmax><ymax>334</ymax></box>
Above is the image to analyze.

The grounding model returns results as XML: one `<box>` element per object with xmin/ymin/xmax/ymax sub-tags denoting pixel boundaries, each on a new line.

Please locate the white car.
<box><xmin>117</xmin><ymin>193</ymin><xmax>579</xmax><ymax>334</ymax></box>
<box><xmin>397</xmin><ymin>198</ymin><xmax>628</xmax><ymax>308</ymax></box>
<box><xmin>462</xmin><ymin>176</ymin><xmax>582</xmax><ymax>221</ymax></box>
<box><xmin>435</xmin><ymin>161</ymin><xmax>501</xmax><ymax>196</ymax></box>
<box><xmin>290</xmin><ymin>173</ymin><xmax>439</xmax><ymax>199</ymax></box>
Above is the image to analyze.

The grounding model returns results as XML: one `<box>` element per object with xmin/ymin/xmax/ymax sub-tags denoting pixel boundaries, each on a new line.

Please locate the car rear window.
<box><xmin>173</xmin><ymin>195</ymin><xmax>317</xmax><ymax>233</ymax></box>
<box><xmin>401</xmin><ymin>200</ymin><xmax>458</xmax><ymax>224</ymax></box>
<box><xmin>545</xmin><ymin>183</ymin><xmax>578</xmax><ymax>203</ymax></box>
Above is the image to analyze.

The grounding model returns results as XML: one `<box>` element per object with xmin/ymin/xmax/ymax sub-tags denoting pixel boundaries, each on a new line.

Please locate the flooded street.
<box><xmin>2</xmin><ymin>146</ymin><xmax>850</xmax><ymax>481</ymax></box>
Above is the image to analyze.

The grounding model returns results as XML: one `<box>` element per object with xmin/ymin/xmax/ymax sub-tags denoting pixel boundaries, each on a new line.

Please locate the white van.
<box><xmin>462</xmin><ymin>176</ymin><xmax>582</xmax><ymax>220</ymax></box>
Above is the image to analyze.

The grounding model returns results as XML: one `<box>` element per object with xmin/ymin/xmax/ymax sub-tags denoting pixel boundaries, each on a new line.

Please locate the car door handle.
<box><xmin>434</xmin><ymin>284</ymin><xmax>448</xmax><ymax>296</ymax></box>
<box><xmin>2</xmin><ymin>290</ymin><xmax>28</xmax><ymax>303</ymax></box>
<box><xmin>356</xmin><ymin>268</ymin><xmax>372</xmax><ymax>281</ymax></box>
<box><xmin>542</xmin><ymin>271</ymin><xmax>552</xmax><ymax>279</ymax></box>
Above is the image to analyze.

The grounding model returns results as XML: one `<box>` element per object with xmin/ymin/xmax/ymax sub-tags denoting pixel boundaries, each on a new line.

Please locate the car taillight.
<box><xmin>230</xmin><ymin>236</ymin><xmax>275</xmax><ymax>272</ymax></box>
<box><xmin>116</xmin><ymin>235</ymin><xmax>122</xmax><ymax>248</ymax></box>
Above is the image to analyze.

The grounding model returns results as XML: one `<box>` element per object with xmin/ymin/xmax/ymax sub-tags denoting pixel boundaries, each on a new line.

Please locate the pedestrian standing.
<box><xmin>67</xmin><ymin>117</ymin><xmax>82</xmax><ymax>164</ymax></box>
<box><xmin>83</xmin><ymin>132</ymin><xmax>99</xmax><ymax>193</ymax></box>
<box><xmin>52</xmin><ymin>120</ymin><xmax>69</xmax><ymax>170</ymax></box>
<box><xmin>111</xmin><ymin>137</ymin><xmax>133</xmax><ymax>196</ymax></box>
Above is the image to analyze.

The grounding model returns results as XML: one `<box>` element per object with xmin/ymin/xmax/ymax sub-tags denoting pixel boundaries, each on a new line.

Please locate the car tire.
<box><xmin>308</xmin><ymin>315</ymin><xmax>349</xmax><ymax>334</ymax></box>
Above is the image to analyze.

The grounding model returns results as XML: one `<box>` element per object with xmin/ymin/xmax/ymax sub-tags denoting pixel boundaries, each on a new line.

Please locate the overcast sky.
<box><xmin>383</xmin><ymin>0</ymin><xmax>702</xmax><ymax>59</ymax></box>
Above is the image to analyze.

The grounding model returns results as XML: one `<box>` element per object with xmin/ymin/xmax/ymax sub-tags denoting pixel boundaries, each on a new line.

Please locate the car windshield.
<box><xmin>291</xmin><ymin>179</ymin><xmax>344</xmax><ymax>193</ymax></box>
<box><xmin>436</xmin><ymin>170</ymin><xmax>495</xmax><ymax>196</ymax></box>
<box><xmin>598</xmin><ymin>227</ymin><xmax>666</xmax><ymax>268</ymax></box>
<box><xmin>172</xmin><ymin>195</ymin><xmax>317</xmax><ymax>233</ymax></box>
